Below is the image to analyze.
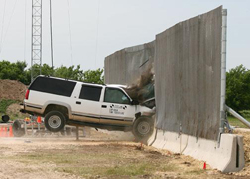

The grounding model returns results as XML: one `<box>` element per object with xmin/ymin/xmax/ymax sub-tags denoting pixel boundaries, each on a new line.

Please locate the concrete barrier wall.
<box><xmin>104</xmin><ymin>6</ymin><xmax>245</xmax><ymax>172</ymax></box>
<box><xmin>105</xmin><ymin>7</ymin><xmax>222</xmax><ymax>141</ymax></box>
<box><xmin>104</xmin><ymin>41</ymin><xmax>155</xmax><ymax>85</ymax></box>
<box><xmin>155</xmin><ymin>7</ymin><xmax>222</xmax><ymax>140</ymax></box>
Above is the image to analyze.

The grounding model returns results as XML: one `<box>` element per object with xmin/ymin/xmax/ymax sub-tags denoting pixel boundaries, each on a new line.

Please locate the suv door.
<box><xmin>72</xmin><ymin>84</ymin><xmax>102</xmax><ymax>123</ymax></box>
<box><xmin>100</xmin><ymin>87</ymin><xmax>135</xmax><ymax>126</ymax></box>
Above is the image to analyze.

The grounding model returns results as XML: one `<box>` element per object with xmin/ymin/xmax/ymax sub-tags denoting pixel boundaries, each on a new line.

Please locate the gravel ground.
<box><xmin>0</xmin><ymin>129</ymin><xmax>249</xmax><ymax>179</ymax></box>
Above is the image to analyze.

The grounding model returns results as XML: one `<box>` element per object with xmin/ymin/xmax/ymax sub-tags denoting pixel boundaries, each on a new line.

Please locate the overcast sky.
<box><xmin>0</xmin><ymin>0</ymin><xmax>249</xmax><ymax>71</ymax></box>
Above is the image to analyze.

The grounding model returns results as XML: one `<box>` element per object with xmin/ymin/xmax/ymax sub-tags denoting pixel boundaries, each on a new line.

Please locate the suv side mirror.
<box><xmin>131</xmin><ymin>100</ymin><xmax>139</xmax><ymax>105</ymax></box>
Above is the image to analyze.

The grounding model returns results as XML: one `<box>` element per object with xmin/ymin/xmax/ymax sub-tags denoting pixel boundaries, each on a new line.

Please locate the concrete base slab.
<box><xmin>151</xmin><ymin>130</ymin><xmax>245</xmax><ymax>173</ymax></box>
<box><xmin>146</xmin><ymin>126</ymin><xmax>157</xmax><ymax>146</ymax></box>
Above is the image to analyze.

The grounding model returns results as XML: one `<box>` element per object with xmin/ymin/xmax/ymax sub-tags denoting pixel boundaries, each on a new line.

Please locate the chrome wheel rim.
<box><xmin>48</xmin><ymin>115</ymin><xmax>61</xmax><ymax>129</ymax></box>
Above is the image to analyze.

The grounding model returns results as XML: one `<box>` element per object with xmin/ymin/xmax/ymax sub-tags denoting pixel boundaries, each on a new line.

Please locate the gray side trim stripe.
<box><xmin>72</xmin><ymin>113</ymin><xmax>133</xmax><ymax>122</ymax></box>
<box><xmin>72</xmin><ymin>113</ymin><xmax>99</xmax><ymax>119</ymax></box>
<box><xmin>26</xmin><ymin>105</ymin><xmax>42</xmax><ymax>109</ymax></box>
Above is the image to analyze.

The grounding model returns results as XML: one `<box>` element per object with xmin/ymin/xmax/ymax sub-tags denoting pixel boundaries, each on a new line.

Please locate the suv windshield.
<box><xmin>104</xmin><ymin>88</ymin><xmax>130</xmax><ymax>104</ymax></box>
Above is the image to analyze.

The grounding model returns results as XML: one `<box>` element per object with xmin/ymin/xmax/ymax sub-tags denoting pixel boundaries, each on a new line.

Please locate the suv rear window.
<box><xmin>79</xmin><ymin>85</ymin><xmax>102</xmax><ymax>102</ymax></box>
<box><xmin>29</xmin><ymin>76</ymin><xmax>76</xmax><ymax>97</ymax></box>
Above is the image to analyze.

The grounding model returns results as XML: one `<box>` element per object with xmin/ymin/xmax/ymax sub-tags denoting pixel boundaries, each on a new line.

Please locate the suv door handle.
<box><xmin>101</xmin><ymin>105</ymin><xmax>107</xmax><ymax>108</ymax></box>
<box><xmin>76</xmin><ymin>101</ymin><xmax>81</xmax><ymax>105</ymax></box>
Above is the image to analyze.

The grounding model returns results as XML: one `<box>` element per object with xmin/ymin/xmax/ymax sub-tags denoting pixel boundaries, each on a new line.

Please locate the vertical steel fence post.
<box><xmin>218</xmin><ymin>9</ymin><xmax>227</xmax><ymax>144</ymax></box>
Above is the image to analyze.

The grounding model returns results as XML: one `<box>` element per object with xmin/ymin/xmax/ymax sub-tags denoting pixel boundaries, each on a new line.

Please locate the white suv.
<box><xmin>20</xmin><ymin>76</ymin><xmax>155</xmax><ymax>140</ymax></box>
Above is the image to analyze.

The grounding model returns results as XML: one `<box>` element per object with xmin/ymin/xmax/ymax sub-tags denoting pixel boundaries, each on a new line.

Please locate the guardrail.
<box><xmin>226</xmin><ymin>106</ymin><xmax>250</xmax><ymax>128</ymax></box>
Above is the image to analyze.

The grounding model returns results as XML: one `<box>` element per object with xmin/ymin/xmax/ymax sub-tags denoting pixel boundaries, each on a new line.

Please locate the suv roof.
<box><xmin>34</xmin><ymin>76</ymin><xmax>131</xmax><ymax>90</ymax></box>
<box><xmin>106</xmin><ymin>84</ymin><xmax>127</xmax><ymax>88</ymax></box>
<box><xmin>34</xmin><ymin>75</ymin><xmax>105</xmax><ymax>88</ymax></box>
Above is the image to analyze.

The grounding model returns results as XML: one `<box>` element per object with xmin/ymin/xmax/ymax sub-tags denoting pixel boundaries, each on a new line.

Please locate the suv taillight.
<box><xmin>25</xmin><ymin>90</ymin><xmax>30</xmax><ymax>100</ymax></box>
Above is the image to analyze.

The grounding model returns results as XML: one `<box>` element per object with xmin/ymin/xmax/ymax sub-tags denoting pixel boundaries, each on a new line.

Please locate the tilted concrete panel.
<box><xmin>155</xmin><ymin>6</ymin><xmax>222</xmax><ymax>140</ymax></box>
<box><xmin>104</xmin><ymin>41</ymin><xmax>155</xmax><ymax>85</ymax></box>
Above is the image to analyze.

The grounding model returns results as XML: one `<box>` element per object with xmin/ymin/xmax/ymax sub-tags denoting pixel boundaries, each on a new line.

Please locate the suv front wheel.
<box><xmin>132</xmin><ymin>116</ymin><xmax>154</xmax><ymax>142</ymax></box>
<box><xmin>44</xmin><ymin>111</ymin><xmax>66</xmax><ymax>132</ymax></box>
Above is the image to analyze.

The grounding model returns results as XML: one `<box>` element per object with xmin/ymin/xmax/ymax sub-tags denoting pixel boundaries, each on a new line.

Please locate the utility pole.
<box><xmin>50</xmin><ymin>0</ymin><xmax>54</xmax><ymax>70</ymax></box>
<box><xmin>31</xmin><ymin>0</ymin><xmax>42</xmax><ymax>82</ymax></box>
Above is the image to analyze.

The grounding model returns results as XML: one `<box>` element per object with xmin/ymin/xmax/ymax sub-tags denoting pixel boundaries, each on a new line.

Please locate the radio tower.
<box><xmin>31</xmin><ymin>0</ymin><xmax>42</xmax><ymax>82</ymax></box>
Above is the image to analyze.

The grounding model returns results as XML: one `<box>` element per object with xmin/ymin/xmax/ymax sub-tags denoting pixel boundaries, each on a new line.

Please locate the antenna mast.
<box><xmin>31</xmin><ymin>0</ymin><xmax>42</xmax><ymax>81</ymax></box>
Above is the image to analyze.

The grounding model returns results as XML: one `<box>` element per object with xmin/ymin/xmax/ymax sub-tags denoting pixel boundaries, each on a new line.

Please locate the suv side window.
<box><xmin>104</xmin><ymin>88</ymin><xmax>130</xmax><ymax>104</ymax></box>
<box><xmin>79</xmin><ymin>85</ymin><xmax>102</xmax><ymax>102</ymax></box>
<box><xmin>29</xmin><ymin>77</ymin><xmax>76</xmax><ymax>97</ymax></box>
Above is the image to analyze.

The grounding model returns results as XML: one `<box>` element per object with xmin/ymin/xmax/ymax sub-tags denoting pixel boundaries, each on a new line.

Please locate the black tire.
<box><xmin>132</xmin><ymin>116</ymin><xmax>154</xmax><ymax>141</ymax></box>
<box><xmin>44</xmin><ymin>111</ymin><xmax>66</xmax><ymax>132</ymax></box>
<box><xmin>2</xmin><ymin>115</ymin><xmax>10</xmax><ymax>123</ymax></box>
<box><xmin>12</xmin><ymin>120</ymin><xmax>25</xmax><ymax>137</ymax></box>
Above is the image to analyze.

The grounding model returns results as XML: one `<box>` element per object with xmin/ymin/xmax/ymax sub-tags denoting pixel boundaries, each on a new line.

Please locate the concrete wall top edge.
<box><xmin>155</xmin><ymin>6</ymin><xmax>222</xmax><ymax>39</ymax></box>
<box><xmin>105</xmin><ymin>41</ymin><xmax>155</xmax><ymax>60</ymax></box>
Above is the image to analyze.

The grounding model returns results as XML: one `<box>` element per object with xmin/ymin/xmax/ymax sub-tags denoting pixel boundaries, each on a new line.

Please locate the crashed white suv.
<box><xmin>21</xmin><ymin>76</ymin><xmax>154</xmax><ymax>140</ymax></box>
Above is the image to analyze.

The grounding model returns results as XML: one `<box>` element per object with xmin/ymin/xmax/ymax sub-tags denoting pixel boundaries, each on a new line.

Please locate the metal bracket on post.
<box><xmin>218</xmin><ymin>9</ymin><xmax>227</xmax><ymax>147</ymax></box>
<box><xmin>76</xmin><ymin>126</ymin><xmax>79</xmax><ymax>140</ymax></box>
<box><xmin>24</xmin><ymin>118</ymin><xmax>27</xmax><ymax>135</ymax></box>
<box><xmin>224</xmin><ymin>112</ymin><xmax>234</xmax><ymax>133</ymax></box>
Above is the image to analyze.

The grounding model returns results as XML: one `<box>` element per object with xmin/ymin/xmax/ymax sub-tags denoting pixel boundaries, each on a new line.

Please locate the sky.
<box><xmin>0</xmin><ymin>0</ymin><xmax>249</xmax><ymax>71</ymax></box>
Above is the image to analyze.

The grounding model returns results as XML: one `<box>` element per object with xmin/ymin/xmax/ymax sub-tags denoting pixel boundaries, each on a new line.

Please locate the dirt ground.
<box><xmin>234</xmin><ymin>129</ymin><xmax>250</xmax><ymax>176</ymax></box>
<box><xmin>0</xmin><ymin>129</ymin><xmax>249</xmax><ymax>179</ymax></box>
<box><xmin>0</xmin><ymin>79</ymin><xmax>27</xmax><ymax>101</ymax></box>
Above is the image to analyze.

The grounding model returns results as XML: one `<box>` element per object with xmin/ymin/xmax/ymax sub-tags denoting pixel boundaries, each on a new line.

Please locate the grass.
<box><xmin>57</xmin><ymin>163</ymin><xmax>154</xmax><ymax>177</ymax></box>
<box><xmin>0</xmin><ymin>99</ymin><xmax>27</xmax><ymax>121</ymax></box>
<box><xmin>5</xmin><ymin>146</ymin><xmax>178</xmax><ymax>178</ymax></box>
<box><xmin>185</xmin><ymin>169</ymin><xmax>204</xmax><ymax>175</ymax></box>
<box><xmin>0</xmin><ymin>99</ymin><xmax>18</xmax><ymax>114</ymax></box>
<box><xmin>228</xmin><ymin>116</ymin><xmax>250</xmax><ymax>128</ymax></box>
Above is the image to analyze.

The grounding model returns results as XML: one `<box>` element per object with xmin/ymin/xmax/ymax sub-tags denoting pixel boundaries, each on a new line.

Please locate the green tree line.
<box><xmin>0</xmin><ymin>60</ymin><xmax>249</xmax><ymax>114</ymax></box>
<box><xmin>226</xmin><ymin>65</ymin><xmax>250</xmax><ymax>115</ymax></box>
<box><xmin>0</xmin><ymin>60</ymin><xmax>104</xmax><ymax>85</ymax></box>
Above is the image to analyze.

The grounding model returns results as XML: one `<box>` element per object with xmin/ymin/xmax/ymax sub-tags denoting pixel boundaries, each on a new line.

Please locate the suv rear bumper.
<box><xmin>20</xmin><ymin>103</ymin><xmax>43</xmax><ymax>116</ymax></box>
<box><xmin>20</xmin><ymin>103</ymin><xmax>25</xmax><ymax>113</ymax></box>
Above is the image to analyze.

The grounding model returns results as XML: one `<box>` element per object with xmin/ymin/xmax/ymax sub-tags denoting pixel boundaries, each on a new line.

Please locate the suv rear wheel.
<box><xmin>44</xmin><ymin>111</ymin><xmax>66</xmax><ymax>132</ymax></box>
<box><xmin>132</xmin><ymin>116</ymin><xmax>154</xmax><ymax>142</ymax></box>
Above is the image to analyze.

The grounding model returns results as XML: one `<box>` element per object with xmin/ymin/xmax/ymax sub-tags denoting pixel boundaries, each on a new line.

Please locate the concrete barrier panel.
<box><xmin>151</xmin><ymin>131</ymin><xmax>244</xmax><ymax>172</ymax></box>
<box><xmin>154</xmin><ymin>6</ymin><xmax>222</xmax><ymax>140</ymax></box>
<box><xmin>105</xmin><ymin>41</ymin><xmax>155</xmax><ymax>85</ymax></box>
